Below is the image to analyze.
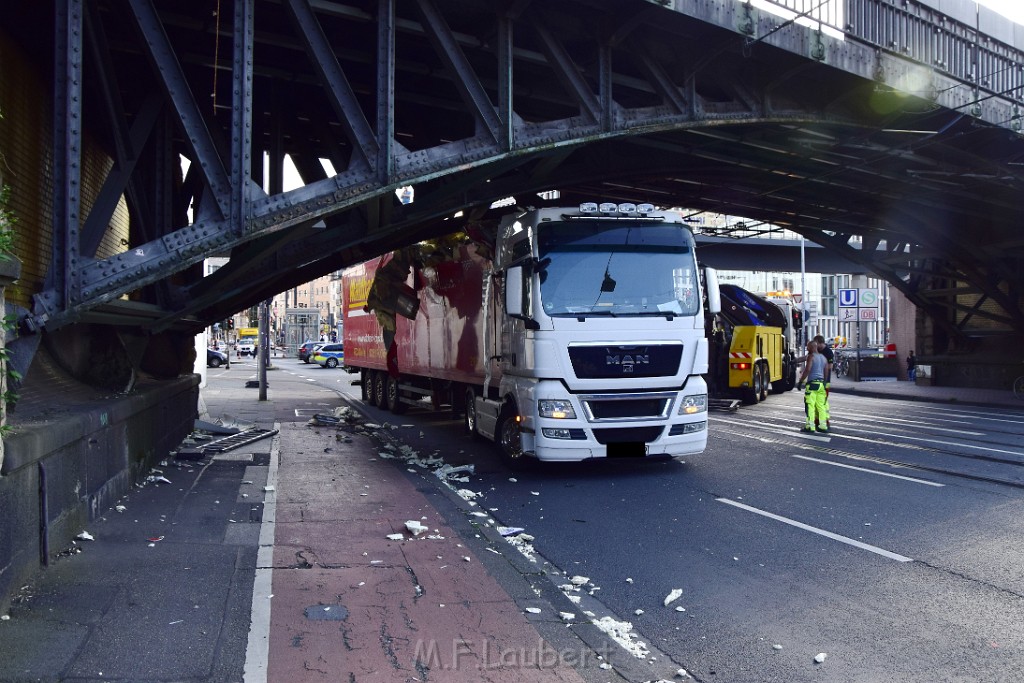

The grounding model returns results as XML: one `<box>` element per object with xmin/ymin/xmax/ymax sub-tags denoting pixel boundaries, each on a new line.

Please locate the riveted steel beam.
<box><xmin>127</xmin><ymin>0</ymin><xmax>232</xmax><ymax>221</ymax></box>
<box><xmin>37</xmin><ymin>0</ymin><xmax>85</xmax><ymax>327</ymax></box>
<box><xmin>412</xmin><ymin>0</ymin><xmax>502</xmax><ymax>143</ymax></box>
<box><xmin>284</xmin><ymin>0</ymin><xmax>379</xmax><ymax>173</ymax></box>
<box><xmin>230</xmin><ymin>0</ymin><xmax>255</xmax><ymax>236</ymax></box>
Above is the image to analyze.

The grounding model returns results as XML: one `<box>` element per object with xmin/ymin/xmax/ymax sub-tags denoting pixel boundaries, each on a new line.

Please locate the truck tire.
<box><xmin>496</xmin><ymin>405</ymin><xmax>526</xmax><ymax>468</ymax></box>
<box><xmin>758</xmin><ymin>363</ymin><xmax>770</xmax><ymax>402</ymax></box>
<box><xmin>360</xmin><ymin>369</ymin><xmax>370</xmax><ymax>402</ymax></box>
<box><xmin>464</xmin><ymin>388</ymin><xmax>479</xmax><ymax>436</ymax></box>
<box><xmin>371</xmin><ymin>371</ymin><xmax>387</xmax><ymax>408</ymax></box>
<box><xmin>741</xmin><ymin>371</ymin><xmax>761</xmax><ymax>405</ymax></box>
<box><xmin>386</xmin><ymin>376</ymin><xmax>407</xmax><ymax>414</ymax></box>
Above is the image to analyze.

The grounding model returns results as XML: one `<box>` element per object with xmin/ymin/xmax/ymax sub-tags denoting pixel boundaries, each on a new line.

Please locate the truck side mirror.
<box><xmin>704</xmin><ymin>267</ymin><xmax>721</xmax><ymax>315</ymax></box>
<box><xmin>505</xmin><ymin>266</ymin><xmax>540</xmax><ymax>329</ymax></box>
<box><xmin>505</xmin><ymin>266</ymin><xmax>524</xmax><ymax>317</ymax></box>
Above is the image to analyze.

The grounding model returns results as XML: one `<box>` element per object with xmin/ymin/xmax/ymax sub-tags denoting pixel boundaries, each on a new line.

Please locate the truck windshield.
<box><xmin>537</xmin><ymin>220</ymin><xmax>700</xmax><ymax>317</ymax></box>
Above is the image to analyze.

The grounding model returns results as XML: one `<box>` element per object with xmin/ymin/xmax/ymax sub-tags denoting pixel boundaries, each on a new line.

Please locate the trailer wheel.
<box><xmin>386</xmin><ymin>376</ymin><xmax>407</xmax><ymax>414</ymax></box>
<box><xmin>359</xmin><ymin>369</ymin><xmax>370</xmax><ymax>402</ymax></box>
<box><xmin>464</xmin><ymin>388</ymin><xmax>479</xmax><ymax>436</ymax></box>
<box><xmin>496</xmin><ymin>406</ymin><xmax>526</xmax><ymax>467</ymax></box>
<box><xmin>373</xmin><ymin>372</ymin><xmax>387</xmax><ymax>408</ymax></box>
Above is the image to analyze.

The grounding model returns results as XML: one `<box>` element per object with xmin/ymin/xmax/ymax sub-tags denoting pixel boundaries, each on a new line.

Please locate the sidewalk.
<box><xmin>0</xmin><ymin>359</ymin><xmax>643</xmax><ymax>682</ymax></box>
<box><xmin>827</xmin><ymin>374</ymin><xmax>1023</xmax><ymax>410</ymax></box>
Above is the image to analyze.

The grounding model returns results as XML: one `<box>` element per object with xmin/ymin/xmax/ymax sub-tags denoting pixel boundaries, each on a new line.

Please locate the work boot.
<box><xmin>801</xmin><ymin>425</ymin><xmax>817</xmax><ymax>433</ymax></box>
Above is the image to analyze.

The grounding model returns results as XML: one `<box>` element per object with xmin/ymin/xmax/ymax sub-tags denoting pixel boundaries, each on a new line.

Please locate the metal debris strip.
<box><xmin>710</xmin><ymin>398</ymin><xmax>740</xmax><ymax>412</ymax></box>
<box><xmin>201</xmin><ymin>427</ymin><xmax>278</xmax><ymax>454</ymax></box>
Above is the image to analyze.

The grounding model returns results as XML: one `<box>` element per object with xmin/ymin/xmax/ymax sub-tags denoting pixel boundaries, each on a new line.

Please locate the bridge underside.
<box><xmin>5</xmin><ymin>0</ymin><xmax>1024</xmax><ymax>359</ymax></box>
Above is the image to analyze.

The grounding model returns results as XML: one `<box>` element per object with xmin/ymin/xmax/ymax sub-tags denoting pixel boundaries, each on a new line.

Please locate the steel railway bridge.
<box><xmin>1</xmin><ymin>0</ymin><xmax>1023</xmax><ymax>603</ymax></box>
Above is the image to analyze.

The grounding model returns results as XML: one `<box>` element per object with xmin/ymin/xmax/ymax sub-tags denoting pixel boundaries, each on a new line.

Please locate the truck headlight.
<box><xmin>538</xmin><ymin>399</ymin><xmax>576</xmax><ymax>419</ymax></box>
<box><xmin>678</xmin><ymin>394</ymin><xmax>707</xmax><ymax>415</ymax></box>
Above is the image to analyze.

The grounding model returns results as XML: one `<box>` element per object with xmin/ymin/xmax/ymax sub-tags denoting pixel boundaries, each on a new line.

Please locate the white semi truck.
<box><xmin>342</xmin><ymin>203</ymin><xmax>720</xmax><ymax>466</ymax></box>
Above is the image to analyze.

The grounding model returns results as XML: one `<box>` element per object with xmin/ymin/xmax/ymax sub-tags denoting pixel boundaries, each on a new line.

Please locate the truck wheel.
<box><xmin>360</xmin><ymin>369</ymin><xmax>370</xmax><ymax>402</ymax></box>
<box><xmin>464</xmin><ymin>388</ymin><xmax>479</xmax><ymax>436</ymax></box>
<box><xmin>326</xmin><ymin>357</ymin><xmax>339</xmax><ymax>368</ymax></box>
<box><xmin>496</xmin><ymin>406</ymin><xmax>526</xmax><ymax>468</ymax></box>
<box><xmin>373</xmin><ymin>372</ymin><xmax>387</xmax><ymax>408</ymax></box>
<box><xmin>742</xmin><ymin>369</ymin><xmax>762</xmax><ymax>405</ymax></box>
<box><xmin>758</xmin><ymin>363</ymin><xmax>770</xmax><ymax>402</ymax></box>
<box><xmin>386</xmin><ymin>376</ymin><xmax>407</xmax><ymax>414</ymax></box>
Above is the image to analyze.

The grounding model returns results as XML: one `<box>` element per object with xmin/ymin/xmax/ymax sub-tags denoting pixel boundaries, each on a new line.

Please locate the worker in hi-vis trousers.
<box><xmin>796</xmin><ymin>339</ymin><xmax>829</xmax><ymax>434</ymax></box>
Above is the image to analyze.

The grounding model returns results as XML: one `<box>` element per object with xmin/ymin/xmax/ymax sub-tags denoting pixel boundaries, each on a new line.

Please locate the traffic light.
<box><xmin>225</xmin><ymin>319</ymin><xmax>233</xmax><ymax>330</ymax></box>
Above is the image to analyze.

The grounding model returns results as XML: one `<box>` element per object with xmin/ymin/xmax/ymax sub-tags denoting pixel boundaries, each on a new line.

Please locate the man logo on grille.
<box><xmin>606</xmin><ymin>354</ymin><xmax>649</xmax><ymax>373</ymax></box>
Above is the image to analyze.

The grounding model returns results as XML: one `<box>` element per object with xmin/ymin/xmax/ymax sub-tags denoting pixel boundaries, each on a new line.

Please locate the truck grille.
<box><xmin>568</xmin><ymin>343</ymin><xmax>682</xmax><ymax>379</ymax></box>
<box><xmin>581</xmin><ymin>394</ymin><xmax>673</xmax><ymax>421</ymax></box>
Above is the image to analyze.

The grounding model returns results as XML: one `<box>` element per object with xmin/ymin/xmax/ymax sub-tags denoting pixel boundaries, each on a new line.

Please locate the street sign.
<box><xmin>792</xmin><ymin>293</ymin><xmax>802</xmax><ymax>304</ymax></box>
<box><xmin>838</xmin><ymin>289</ymin><xmax>858</xmax><ymax>307</ymax></box>
<box><xmin>859</xmin><ymin>308</ymin><xmax>878</xmax><ymax>321</ymax></box>
<box><xmin>839</xmin><ymin>308</ymin><xmax>859</xmax><ymax>321</ymax></box>
<box><xmin>859</xmin><ymin>288</ymin><xmax>879</xmax><ymax>307</ymax></box>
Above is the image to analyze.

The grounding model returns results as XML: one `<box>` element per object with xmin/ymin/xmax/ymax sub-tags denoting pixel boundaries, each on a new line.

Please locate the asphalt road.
<box><xmin>285</xmin><ymin>358</ymin><xmax>1024</xmax><ymax>683</ymax></box>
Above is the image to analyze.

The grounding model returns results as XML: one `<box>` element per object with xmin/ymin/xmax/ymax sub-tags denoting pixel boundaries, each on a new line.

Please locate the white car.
<box><xmin>236</xmin><ymin>340</ymin><xmax>256</xmax><ymax>357</ymax></box>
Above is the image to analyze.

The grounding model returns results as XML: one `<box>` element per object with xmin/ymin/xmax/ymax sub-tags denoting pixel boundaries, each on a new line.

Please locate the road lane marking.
<box><xmin>791</xmin><ymin>454</ymin><xmax>944</xmax><ymax>486</ymax></box>
<box><xmin>243</xmin><ymin>425</ymin><xmax>280</xmax><ymax>682</ymax></box>
<box><xmin>716</xmin><ymin>498</ymin><xmax>914</xmax><ymax>563</ymax></box>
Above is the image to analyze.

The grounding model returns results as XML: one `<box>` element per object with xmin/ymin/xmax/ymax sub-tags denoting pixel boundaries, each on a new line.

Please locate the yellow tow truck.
<box><xmin>708</xmin><ymin>285</ymin><xmax>800</xmax><ymax>405</ymax></box>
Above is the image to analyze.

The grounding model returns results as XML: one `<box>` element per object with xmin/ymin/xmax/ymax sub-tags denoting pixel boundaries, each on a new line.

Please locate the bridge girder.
<box><xmin>6</xmin><ymin>0</ymin><xmax>1024</xmax><ymax>345</ymax></box>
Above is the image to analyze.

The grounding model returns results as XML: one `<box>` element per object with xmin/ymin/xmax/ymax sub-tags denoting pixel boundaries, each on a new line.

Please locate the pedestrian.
<box><xmin>907</xmin><ymin>350</ymin><xmax>916</xmax><ymax>381</ymax></box>
<box><xmin>797</xmin><ymin>339</ymin><xmax>829</xmax><ymax>434</ymax></box>
<box><xmin>813</xmin><ymin>334</ymin><xmax>833</xmax><ymax>430</ymax></box>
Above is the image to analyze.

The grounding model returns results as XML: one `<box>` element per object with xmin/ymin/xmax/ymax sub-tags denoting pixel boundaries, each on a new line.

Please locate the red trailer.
<box><xmin>342</xmin><ymin>241</ymin><xmax>498</xmax><ymax>413</ymax></box>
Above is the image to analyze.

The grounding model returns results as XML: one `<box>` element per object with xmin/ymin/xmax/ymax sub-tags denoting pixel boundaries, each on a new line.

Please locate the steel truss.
<box><xmin>19</xmin><ymin>0</ymin><xmax>1024</xmax><ymax>344</ymax></box>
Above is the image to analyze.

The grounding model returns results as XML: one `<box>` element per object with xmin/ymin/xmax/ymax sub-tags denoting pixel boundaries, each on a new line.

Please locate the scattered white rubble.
<box><xmin>634</xmin><ymin>609</ymin><xmax>645</xmax><ymax>616</ymax></box>
<box><xmin>559</xmin><ymin>612</ymin><xmax>575</xmax><ymax>622</ymax></box>
<box><xmin>663</xmin><ymin>588</ymin><xmax>683</xmax><ymax>606</ymax></box>
<box><xmin>676</xmin><ymin>668</ymin><xmax>691</xmax><ymax>678</ymax></box>
<box><xmin>569</xmin><ymin>575</ymin><xmax>590</xmax><ymax>586</ymax></box>
<box><xmin>599</xmin><ymin>662</ymin><xmax>612</xmax><ymax>670</ymax></box>
<box><xmin>386</xmin><ymin>534</ymin><xmax>404</xmax><ymax>541</ymax></box>
<box><xmin>115</xmin><ymin>505</ymin><xmax>126</xmax><ymax>513</ymax></box>
<box><xmin>462</xmin><ymin>556</ymin><xmax>471</xmax><ymax>562</ymax></box>
<box><xmin>405</xmin><ymin>520</ymin><xmax>428</xmax><ymax>536</ymax></box>
<box><xmin>626</xmin><ymin>577</ymin><xmax>634</xmax><ymax>584</ymax></box>
<box><xmin>524</xmin><ymin>607</ymin><xmax>542</xmax><ymax>614</ymax></box>
<box><xmin>591</xmin><ymin>616</ymin><xmax>649</xmax><ymax>659</ymax></box>
<box><xmin>497</xmin><ymin>526</ymin><xmax>525</xmax><ymax>536</ymax></box>
<box><xmin>772</xmin><ymin>644</ymin><xmax>783</xmax><ymax>650</ymax></box>
<box><xmin>814</xmin><ymin>653</ymin><xmax>828</xmax><ymax>664</ymax></box>
<box><xmin>76</xmin><ymin>531</ymin><xmax>95</xmax><ymax>542</ymax></box>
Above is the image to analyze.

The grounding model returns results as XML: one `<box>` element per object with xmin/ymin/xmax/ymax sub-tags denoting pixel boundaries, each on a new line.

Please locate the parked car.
<box><xmin>313</xmin><ymin>343</ymin><xmax>344</xmax><ymax>368</ymax></box>
<box><xmin>207</xmin><ymin>347</ymin><xmax>228</xmax><ymax>368</ymax></box>
<box><xmin>298</xmin><ymin>340</ymin><xmax>322</xmax><ymax>363</ymax></box>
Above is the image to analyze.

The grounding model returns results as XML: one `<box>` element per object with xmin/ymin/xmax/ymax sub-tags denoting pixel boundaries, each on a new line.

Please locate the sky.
<box><xmin>976</xmin><ymin>0</ymin><xmax>1024</xmax><ymax>25</ymax></box>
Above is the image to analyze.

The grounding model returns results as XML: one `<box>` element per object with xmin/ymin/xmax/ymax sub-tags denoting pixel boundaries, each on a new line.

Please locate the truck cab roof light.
<box><xmin>637</xmin><ymin>203</ymin><xmax>655</xmax><ymax>214</ymax></box>
<box><xmin>599</xmin><ymin>202</ymin><xmax>618</xmax><ymax>213</ymax></box>
<box><xmin>579</xmin><ymin>202</ymin><xmax>599</xmax><ymax>213</ymax></box>
<box><xmin>617</xmin><ymin>203</ymin><xmax>637</xmax><ymax>213</ymax></box>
